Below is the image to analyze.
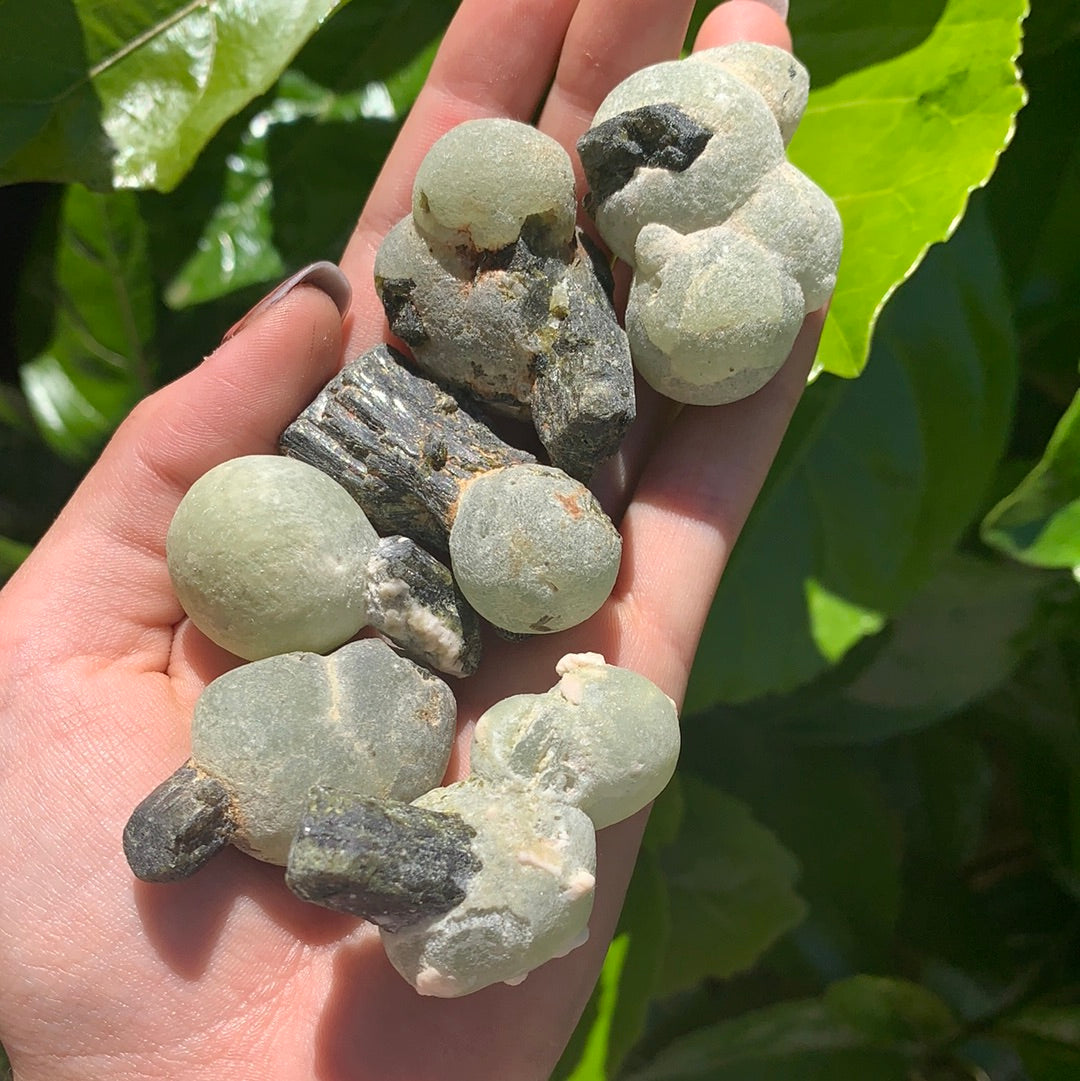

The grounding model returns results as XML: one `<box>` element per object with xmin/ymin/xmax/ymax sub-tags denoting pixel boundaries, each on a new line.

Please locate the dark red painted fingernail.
<box><xmin>221</xmin><ymin>261</ymin><xmax>352</xmax><ymax>343</ymax></box>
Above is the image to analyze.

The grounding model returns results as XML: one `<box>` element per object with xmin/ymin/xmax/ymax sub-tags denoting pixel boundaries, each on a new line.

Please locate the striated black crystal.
<box><xmin>123</xmin><ymin>762</ymin><xmax>235</xmax><ymax>883</ymax></box>
<box><xmin>286</xmin><ymin>788</ymin><xmax>481</xmax><ymax>932</ymax></box>
<box><xmin>577</xmin><ymin>103</ymin><xmax>713</xmax><ymax>210</ymax></box>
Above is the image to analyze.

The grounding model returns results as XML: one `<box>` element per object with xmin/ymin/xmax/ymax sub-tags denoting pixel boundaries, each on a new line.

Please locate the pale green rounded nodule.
<box><xmin>448</xmin><ymin>465</ymin><xmax>621</xmax><ymax>635</ymax></box>
<box><xmin>470</xmin><ymin>652</ymin><xmax>680</xmax><ymax>829</ymax></box>
<box><xmin>167</xmin><ymin>454</ymin><xmax>377</xmax><ymax>661</ymax></box>
<box><xmin>412</xmin><ymin>118</ymin><xmax>577</xmax><ymax>252</ymax></box>
<box><xmin>381</xmin><ymin>777</ymin><xmax>596</xmax><ymax>997</ymax></box>
<box><xmin>194</xmin><ymin>639</ymin><xmax>457</xmax><ymax>865</ymax></box>
<box><xmin>579</xmin><ymin>42</ymin><xmax>842</xmax><ymax>406</ymax></box>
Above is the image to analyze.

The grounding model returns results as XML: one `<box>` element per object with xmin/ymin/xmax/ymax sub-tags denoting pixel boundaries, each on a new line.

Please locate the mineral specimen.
<box><xmin>289</xmin><ymin>776</ymin><xmax>597</xmax><ymax>997</ymax></box>
<box><xmin>282</xmin><ymin>347</ymin><xmax>622</xmax><ymax>636</ymax></box>
<box><xmin>123</xmin><ymin>639</ymin><xmax>457</xmax><ymax>880</ymax></box>
<box><xmin>469</xmin><ymin>652</ymin><xmax>680</xmax><ymax>829</ymax></box>
<box><xmin>374</xmin><ymin>118</ymin><xmax>636</xmax><ymax>481</ymax></box>
<box><xmin>284</xmin><ymin>653</ymin><xmax>679</xmax><ymax>997</ymax></box>
<box><xmin>166</xmin><ymin>454</ymin><xmax>479</xmax><ymax>675</ymax></box>
<box><xmin>577</xmin><ymin>42</ymin><xmax>842</xmax><ymax>405</ymax></box>
<box><xmin>287</xmin><ymin>787</ymin><xmax>481</xmax><ymax>932</ymax></box>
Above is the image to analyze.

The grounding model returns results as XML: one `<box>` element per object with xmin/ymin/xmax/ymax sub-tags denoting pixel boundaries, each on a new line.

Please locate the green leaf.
<box><xmin>837</xmin><ymin>557</ymin><xmax>1044</xmax><ymax>718</ymax></box>
<box><xmin>789</xmin><ymin>1</ymin><xmax>956</xmax><ymax>87</ymax></box>
<box><xmin>554</xmin><ymin>851</ymin><xmax>670</xmax><ymax>1081</ymax></box>
<box><xmin>986</xmin><ymin>4</ymin><xmax>1080</xmax><ymax>396</ymax></box>
<box><xmin>789</xmin><ymin>0</ymin><xmax>1027</xmax><ymax>378</ymax></box>
<box><xmin>642</xmin><ymin>778</ymin><xmax>685</xmax><ymax>854</ymax></box>
<box><xmin>823</xmin><ymin>976</ymin><xmax>958</xmax><ymax>1046</ymax></box>
<box><xmin>626</xmin><ymin>977</ymin><xmax>954</xmax><ymax>1081</ymax></box>
<box><xmin>20</xmin><ymin>184</ymin><xmax>154</xmax><ymax>461</ymax></box>
<box><xmin>163</xmin><ymin>16</ymin><xmax>441</xmax><ymax>307</ymax></box>
<box><xmin>804</xmin><ymin>578</ymin><xmax>886</xmax><ymax>665</ymax></box>
<box><xmin>769</xmin><ymin>555</ymin><xmax>1051</xmax><ymax>746</ymax></box>
<box><xmin>163</xmin><ymin>69</ymin><xmax>406</xmax><ymax>308</ymax></box>
<box><xmin>982</xmin><ymin>388</ymin><xmax>1080</xmax><ymax>572</ymax></box>
<box><xmin>1001</xmin><ymin>1006</ymin><xmax>1080</xmax><ymax>1049</ymax></box>
<box><xmin>898</xmin><ymin>727</ymin><xmax>995</xmax><ymax>870</ymax></box>
<box><xmin>978</xmin><ymin>627</ymin><xmax>1080</xmax><ymax>896</ymax></box>
<box><xmin>0</xmin><ymin>1</ymin><xmax>112</xmax><ymax>189</ymax></box>
<box><xmin>1</xmin><ymin>0</ymin><xmax>347</xmax><ymax>191</ymax></box>
<box><xmin>999</xmin><ymin>1007</ymin><xmax>1080</xmax><ymax>1081</ymax></box>
<box><xmin>681</xmin><ymin>735</ymin><xmax>904</xmax><ymax>978</ymax></box>
<box><xmin>686</xmin><ymin>196</ymin><xmax>1017</xmax><ymax>708</ymax></box>
<box><xmin>163</xmin><ymin>110</ymin><xmax>284</xmax><ymax>309</ymax></box>
<box><xmin>288</xmin><ymin>0</ymin><xmax>454</xmax><ymax>97</ymax></box>
<box><xmin>0</xmin><ymin>536</ymin><xmax>32</xmax><ymax>581</ymax></box>
<box><xmin>657</xmin><ymin>777</ymin><xmax>806</xmax><ymax>996</ymax></box>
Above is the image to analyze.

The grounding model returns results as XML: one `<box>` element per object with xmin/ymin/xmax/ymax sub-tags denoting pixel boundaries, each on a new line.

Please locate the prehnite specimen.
<box><xmin>123</xmin><ymin>639</ymin><xmax>457</xmax><ymax>880</ymax></box>
<box><xmin>166</xmin><ymin>454</ymin><xmax>480</xmax><ymax>676</ymax></box>
<box><xmin>577</xmin><ymin>42</ymin><xmax>842</xmax><ymax>405</ymax></box>
<box><xmin>282</xmin><ymin>347</ymin><xmax>622</xmax><ymax>636</ymax></box>
<box><xmin>285</xmin><ymin>653</ymin><xmax>680</xmax><ymax>996</ymax></box>
<box><xmin>374</xmin><ymin>118</ymin><xmax>636</xmax><ymax>482</ymax></box>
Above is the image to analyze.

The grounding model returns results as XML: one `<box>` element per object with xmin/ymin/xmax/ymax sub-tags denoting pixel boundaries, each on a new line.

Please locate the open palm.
<box><xmin>0</xmin><ymin>2</ymin><xmax>820</xmax><ymax>1078</ymax></box>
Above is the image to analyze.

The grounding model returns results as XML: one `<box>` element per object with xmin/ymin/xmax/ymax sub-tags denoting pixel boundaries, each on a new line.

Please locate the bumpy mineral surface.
<box><xmin>374</xmin><ymin>118</ymin><xmax>635</xmax><ymax>481</ymax></box>
<box><xmin>577</xmin><ymin>41</ymin><xmax>842</xmax><ymax>405</ymax></box>
<box><xmin>470</xmin><ymin>652</ymin><xmax>680</xmax><ymax>829</ymax></box>
<box><xmin>166</xmin><ymin>454</ymin><xmax>376</xmax><ymax>661</ymax></box>
<box><xmin>380</xmin><ymin>778</ymin><xmax>597</xmax><ymax>998</ymax></box>
<box><xmin>282</xmin><ymin>348</ymin><xmax>622</xmax><ymax>637</ymax></box>
<box><xmin>281</xmin><ymin>345</ymin><xmax>536</xmax><ymax>556</ymax></box>
<box><xmin>283</xmin><ymin>654</ymin><xmax>679</xmax><ymax>997</ymax></box>
<box><xmin>166</xmin><ymin>454</ymin><xmax>479</xmax><ymax>674</ymax></box>
<box><xmin>449</xmin><ymin>465</ymin><xmax>622</xmax><ymax>635</ymax></box>
<box><xmin>123</xmin><ymin>639</ymin><xmax>457</xmax><ymax>879</ymax></box>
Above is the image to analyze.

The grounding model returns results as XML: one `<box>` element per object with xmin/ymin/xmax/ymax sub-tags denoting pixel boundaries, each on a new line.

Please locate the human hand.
<box><xmin>0</xmin><ymin>2</ymin><xmax>822</xmax><ymax>1079</ymax></box>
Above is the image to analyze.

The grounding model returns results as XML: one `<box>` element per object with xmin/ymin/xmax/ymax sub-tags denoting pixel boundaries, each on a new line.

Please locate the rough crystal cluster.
<box><xmin>374</xmin><ymin>118</ymin><xmax>636</xmax><ymax>482</ymax></box>
<box><xmin>123</xmin><ymin>639</ymin><xmax>457</xmax><ymax>880</ymax></box>
<box><xmin>286</xmin><ymin>653</ymin><xmax>680</xmax><ymax>996</ymax></box>
<box><xmin>282</xmin><ymin>347</ymin><xmax>622</xmax><ymax>637</ymax></box>
<box><xmin>577</xmin><ymin>42</ymin><xmax>842</xmax><ymax>405</ymax></box>
<box><xmin>167</xmin><ymin>455</ymin><xmax>480</xmax><ymax>676</ymax></box>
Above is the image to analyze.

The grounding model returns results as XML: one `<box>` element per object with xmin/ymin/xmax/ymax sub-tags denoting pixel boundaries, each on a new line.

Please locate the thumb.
<box><xmin>3</xmin><ymin>264</ymin><xmax>350</xmax><ymax>663</ymax></box>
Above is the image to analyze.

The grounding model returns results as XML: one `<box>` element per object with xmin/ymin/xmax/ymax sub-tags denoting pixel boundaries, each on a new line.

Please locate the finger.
<box><xmin>535</xmin><ymin>0</ymin><xmax>697</xmax><ymax>163</ymax></box>
<box><xmin>590</xmin><ymin>0</ymin><xmax>794</xmax><ymax>519</ymax></box>
<box><xmin>338</xmin><ymin>0</ymin><xmax>580</xmax><ymax>352</ymax></box>
<box><xmin>5</xmin><ymin>274</ymin><xmax>348</xmax><ymax>665</ymax></box>
<box><xmin>616</xmin><ymin>312</ymin><xmax>824</xmax><ymax>704</ymax></box>
<box><xmin>697</xmin><ymin>0</ymin><xmax>792</xmax><ymax>49</ymax></box>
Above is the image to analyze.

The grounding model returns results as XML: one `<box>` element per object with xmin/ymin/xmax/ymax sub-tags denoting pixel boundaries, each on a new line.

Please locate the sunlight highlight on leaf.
<box><xmin>804</xmin><ymin>578</ymin><xmax>885</xmax><ymax>664</ymax></box>
<box><xmin>791</xmin><ymin>0</ymin><xmax>1028</xmax><ymax>377</ymax></box>
<box><xmin>20</xmin><ymin>186</ymin><xmax>154</xmax><ymax>461</ymax></box>
<box><xmin>981</xmin><ymin>386</ymin><xmax>1080</xmax><ymax>573</ymax></box>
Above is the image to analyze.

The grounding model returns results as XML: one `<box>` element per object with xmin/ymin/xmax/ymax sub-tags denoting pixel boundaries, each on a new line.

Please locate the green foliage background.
<box><xmin>2</xmin><ymin>0</ymin><xmax>1078</xmax><ymax>1077</ymax></box>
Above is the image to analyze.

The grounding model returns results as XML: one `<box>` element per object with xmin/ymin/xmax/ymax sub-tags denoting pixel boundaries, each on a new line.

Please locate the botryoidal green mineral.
<box><xmin>285</xmin><ymin>653</ymin><xmax>680</xmax><ymax>997</ymax></box>
<box><xmin>166</xmin><ymin>454</ymin><xmax>480</xmax><ymax>675</ymax></box>
<box><xmin>167</xmin><ymin>454</ymin><xmax>375</xmax><ymax>661</ymax></box>
<box><xmin>374</xmin><ymin>118</ymin><xmax>636</xmax><ymax>482</ymax></box>
<box><xmin>449</xmin><ymin>465</ymin><xmax>622</xmax><ymax>635</ymax></box>
<box><xmin>282</xmin><ymin>348</ymin><xmax>622</xmax><ymax>637</ymax></box>
<box><xmin>123</xmin><ymin>639</ymin><xmax>457</xmax><ymax>880</ymax></box>
<box><xmin>381</xmin><ymin>778</ymin><xmax>597</xmax><ymax>997</ymax></box>
<box><xmin>470</xmin><ymin>651</ymin><xmax>680</xmax><ymax>828</ymax></box>
<box><xmin>577</xmin><ymin>41</ymin><xmax>842</xmax><ymax>405</ymax></box>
